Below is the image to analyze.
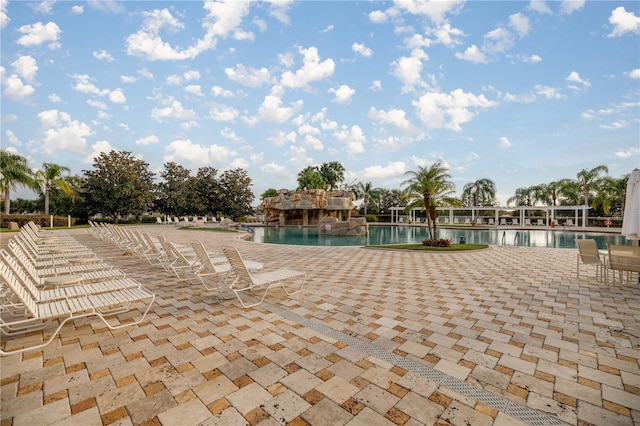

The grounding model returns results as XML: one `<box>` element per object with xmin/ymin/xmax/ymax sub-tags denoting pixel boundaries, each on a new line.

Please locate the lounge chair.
<box><xmin>189</xmin><ymin>240</ymin><xmax>263</xmax><ymax>298</ymax></box>
<box><xmin>525</xmin><ymin>219</ymin><xmax>532</xmax><ymax>226</ymax></box>
<box><xmin>487</xmin><ymin>218</ymin><xmax>494</xmax><ymax>226</ymax></box>
<box><xmin>0</xmin><ymin>262</ymin><xmax>154</xmax><ymax>356</ymax></box>
<box><xmin>536</xmin><ymin>219</ymin><xmax>545</xmax><ymax>226</ymax></box>
<box><xmin>221</xmin><ymin>246</ymin><xmax>306</xmax><ymax>308</ymax></box>
<box><xmin>156</xmin><ymin>234</ymin><xmax>199</xmax><ymax>280</ymax></box>
<box><xmin>575</xmin><ymin>239</ymin><xmax>605</xmax><ymax>282</ymax></box>
<box><xmin>512</xmin><ymin>218</ymin><xmax>519</xmax><ymax>226</ymax></box>
<box><xmin>565</xmin><ymin>219</ymin><xmax>574</xmax><ymax>227</ymax></box>
<box><xmin>500</xmin><ymin>218</ymin><xmax>508</xmax><ymax>226</ymax></box>
<box><xmin>606</xmin><ymin>244</ymin><xmax>640</xmax><ymax>285</ymax></box>
<box><xmin>453</xmin><ymin>218</ymin><xmax>459</xmax><ymax>224</ymax></box>
<box><xmin>464</xmin><ymin>218</ymin><xmax>471</xmax><ymax>225</ymax></box>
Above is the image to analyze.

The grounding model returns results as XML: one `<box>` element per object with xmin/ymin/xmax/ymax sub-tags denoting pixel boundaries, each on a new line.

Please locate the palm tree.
<box><xmin>401</xmin><ymin>160</ymin><xmax>456</xmax><ymax>239</ymax></box>
<box><xmin>35</xmin><ymin>162</ymin><xmax>74</xmax><ymax>215</ymax></box>
<box><xmin>592</xmin><ymin>175</ymin><xmax>627</xmax><ymax>217</ymax></box>
<box><xmin>506</xmin><ymin>186</ymin><xmax>536</xmax><ymax>207</ymax></box>
<box><xmin>318</xmin><ymin>162</ymin><xmax>345</xmax><ymax>191</ymax></box>
<box><xmin>352</xmin><ymin>181</ymin><xmax>380</xmax><ymax>216</ymax></box>
<box><xmin>0</xmin><ymin>150</ymin><xmax>37</xmax><ymax>214</ymax></box>
<box><xmin>461</xmin><ymin>178</ymin><xmax>496</xmax><ymax>207</ymax></box>
<box><xmin>576</xmin><ymin>165</ymin><xmax>608</xmax><ymax>225</ymax></box>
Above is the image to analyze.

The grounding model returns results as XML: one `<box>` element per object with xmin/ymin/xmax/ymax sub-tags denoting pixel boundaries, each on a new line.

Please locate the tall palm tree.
<box><xmin>576</xmin><ymin>165</ymin><xmax>608</xmax><ymax>225</ymax></box>
<box><xmin>352</xmin><ymin>181</ymin><xmax>380</xmax><ymax>216</ymax></box>
<box><xmin>506</xmin><ymin>186</ymin><xmax>536</xmax><ymax>207</ymax></box>
<box><xmin>461</xmin><ymin>178</ymin><xmax>496</xmax><ymax>207</ymax></box>
<box><xmin>401</xmin><ymin>160</ymin><xmax>456</xmax><ymax>239</ymax></box>
<box><xmin>35</xmin><ymin>162</ymin><xmax>74</xmax><ymax>215</ymax></box>
<box><xmin>318</xmin><ymin>161</ymin><xmax>345</xmax><ymax>191</ymax></box>
<box><xmin>592</xmin><ymin>175</ymin><xmax>627</xmax><ymax>217</ymax></box>
<box><xmin>0</xmin><ymin>150</ymin><xmax>37</xmax><ymax>214</ymax></box>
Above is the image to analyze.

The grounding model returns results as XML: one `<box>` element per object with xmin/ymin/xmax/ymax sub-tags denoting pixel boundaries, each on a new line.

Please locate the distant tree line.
<box><xmin>1</xmin><ymin>149</ymin><xmax>630</xmax><ymax>226</ymax></box>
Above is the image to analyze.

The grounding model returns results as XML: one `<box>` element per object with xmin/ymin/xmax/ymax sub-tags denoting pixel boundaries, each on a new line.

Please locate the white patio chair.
<box><xmin>0</xmin><ymin>262</ymin><xmax>155</xmax><ymax>356</ymax></box>
<box><xmin>221</xmin><ymin>246</ymin><xmax>306</xmax><ymax>308</ymax></box>
<box><xmin>156</xmin><ymin>234</ymin><xmax>199</xmax><ymax>280</ymax></box>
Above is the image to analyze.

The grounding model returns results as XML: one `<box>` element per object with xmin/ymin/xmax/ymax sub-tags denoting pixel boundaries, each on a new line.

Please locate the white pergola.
<box><xmin>390</xmin><ymin>205</ymin><xmax>591</xmax><ymax>228</ymax></box>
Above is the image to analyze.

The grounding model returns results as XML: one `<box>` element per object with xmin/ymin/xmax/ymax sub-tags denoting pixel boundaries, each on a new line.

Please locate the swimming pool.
<box><xmin>248</xmin><ymin>225</ymin><xmax>632</xmax><ymax>249</ymax></box>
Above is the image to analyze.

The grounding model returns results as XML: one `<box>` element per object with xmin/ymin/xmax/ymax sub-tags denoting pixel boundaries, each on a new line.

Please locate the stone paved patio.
<box><xmin>1</xmin><ymin>225</ymin><xmax>639</xmax><ymax>425</ymax></box>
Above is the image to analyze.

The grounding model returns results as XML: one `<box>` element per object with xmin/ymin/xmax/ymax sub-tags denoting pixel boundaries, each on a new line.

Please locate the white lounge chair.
<box><xmin>189</xmin><ymin>240</ymin><xmax>262</xmax><ymax>298</ymax></box>
<box><xmin>221</xmin><ymin>246</ymin><xmax>306</xmax><ymax>308</ymax></box>
<box><xmin>512</xmin><ymin>218</ymin><xmax>519</xmax><ymax>226</ymax></box>
<box><xmin>525</xmin><ymin>219</ymin><xmax>532</xmax><ymax>226</ymax></box>
<box><xmin>500</xmin><ymin>218</ymin><xmax>508</xmax><ymax>226</ymax></box>
<box><xmin>464</xmin><ymin>218</ymin><xmax>471</xmax><ymax>225</ymax></box>
<box><xmin>565</xmin><ymin>219</ymin><xmax>574</xmax><ymax>227</ymax></box>
<box><xmin>487</xmin><ymin>218</ymin><xmax>494</xmax><ymax>225</ymax></box>
<box><xmin>576</xmin><ymin>239</ymin><xmax>605</xmax><ymax>282</ymax></box>
<box><xmin>0</xmin><ymin>262</ymin><xmax>155</xmax><ymax>356</ymax></box>
<box><xmin>156</xmin><ymin>234</ymin><xmax>199</xmax><ymax>280</ymax></box>
<box><xmin>536</xmin><ymin>219</ymin><xmax>545</xmax><ymax>226</ymax></box>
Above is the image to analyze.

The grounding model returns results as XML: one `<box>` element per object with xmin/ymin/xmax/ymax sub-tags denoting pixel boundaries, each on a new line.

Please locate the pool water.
<box><xmin>248</xmin><ymin>225</ymin><xmax>632</xmax><ymax>249</ymax></box>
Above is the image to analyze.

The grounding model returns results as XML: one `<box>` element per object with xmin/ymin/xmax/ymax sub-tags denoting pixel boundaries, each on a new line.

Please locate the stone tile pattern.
<box><xmin>1</xmin><ymin>225</ymin><xmax>639</xmax><ymax>425</ymax></box>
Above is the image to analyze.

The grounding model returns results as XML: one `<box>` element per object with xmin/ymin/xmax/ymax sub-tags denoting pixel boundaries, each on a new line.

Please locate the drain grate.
<box><xmin>261</xmin><ymin>300</ymin><xmax>571</xmax><ymax>426</ymax></box>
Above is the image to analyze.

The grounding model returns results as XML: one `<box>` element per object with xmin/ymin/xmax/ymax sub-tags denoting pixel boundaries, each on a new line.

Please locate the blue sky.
<box><xmin>1</xmin><ymin>0</ymin><xmax>639</xmax><ymax>206</ymax></box>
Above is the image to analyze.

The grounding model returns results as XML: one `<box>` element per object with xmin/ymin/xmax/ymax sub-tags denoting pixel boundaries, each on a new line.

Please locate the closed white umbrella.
<box><xmin>622</xmin><ymin>169</ymin><xmax>640</xmax><ymax>240</ymax></box>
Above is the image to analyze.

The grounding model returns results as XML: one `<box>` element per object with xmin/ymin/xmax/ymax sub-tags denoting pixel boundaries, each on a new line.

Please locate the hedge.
<box><xmin>0</xmin><ymin>214</ymin><xmax>76</xmax><ymax>229</ymax></box>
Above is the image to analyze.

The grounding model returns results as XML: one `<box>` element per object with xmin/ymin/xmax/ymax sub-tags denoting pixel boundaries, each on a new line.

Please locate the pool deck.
<box><xmin>1</xmin><ymin>225</ymin><xmax>639</xmax><ymax>425</ymax></box>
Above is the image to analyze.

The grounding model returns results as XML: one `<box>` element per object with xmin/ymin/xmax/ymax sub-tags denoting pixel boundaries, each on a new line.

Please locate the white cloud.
<box><xmin>72</xmin><ymin>74</ymin><xmax>108</xmax><ymax>96</ymax></box>
<box><xmin>183</xmin><ymin>70</ymin><xmax>201</xmax><ymax>81</ymax></box>
<box><xmin>302</xmin><ymin>134</ymin><xmax>323</xmax><ymax>150</ymax></box>
<box><xmin>280</xmin><ymin>46</ymin><xmax>335</xmax><ymax>89</ymax></box>
<box><xmin>48</xmin><ymin>93</ymin><xmax>61</xmax><ymax>103</ymax></box>
<box><xmin>413</xmin><ymin>89</ymin><xmax>497</xmax><ymax>132</ymax></box>
<box><xmin>71</xmin><ymin>5</ymin><xmax>84</xmax><ymax>14</ymax></box>
<box><xmin>608</xmin><ymin>7</ymin><xmax>640</xmax><ymax>37</ymax></box>
<box><xmin>17</xmin><ymin>21</ymin><xmax>61</xmax><ymax>49</ymax></box>
<box><xmin>328</xmin><ymin>85</ymin><xmax>355</xmax><ymax>104</ymax></box>
<box><xmin>184</xmin><ymin>85</ymin><xmax>203</xmax><ymax>96</ymax></box>
<box><xmin>93</xmin><ymin>49</ymin><xmax>114</xmax><ymax>61</ymax></box>
<box><xmin>520</xmin><ymin>54</ymin><xmax>542</xmax><ymax>63</ymax></box>
<box><xmin>164</xmin><ymin>139</ymin><xmax>232</xmax><ymax>168</ymax></box>
<box><xmin>135</xmin><ymin>135</ymin><xmax>159</xmax><ymax>145</ymax></box>
<box><xmin>37</xmin><ymin>109</ymin><xmax>93</xmax><ymax>154</ymax></box>
<box><xmin>150</xmin><ymin>100</ymin><xmax>197</xmax><ymax>122</ymax></box>
<box><xmin>427</xmin><ymin>23</ymin><xmax>465</xmax><ymax>47</ymax></box>
<box><xmin>1</xmin><ymin>0</ymin><xmax>10</xmax><ymax>28</ymax></box>
<box><xmin>565</xmin><ymin>71</ymin><xmax>590</xmax><ymax>91</ymax></box>
<box><xmin>528</xmin><ymin>0</ymin><xmax>551</xmax><ymax>14</ymax></box>
<box><xmin>267</xmin><ymin>130</ymin><xmax>296</xmax><ymax>147</ymax></box>
<box><xmin>212</xmin><ymin>86</ymin><xmax>235</xmax><ymax>97</ymax></box>
<box><xmin>221</xmin><ymin>127</ymin><xmax>242</xmax><ymax>141</ymax></box>
<box><xmin>600</xmin><ymin>120</ymin><xmax>628</xmax><ymax>130</ymax></box>
<box><xmin>629</xmin><ymin>69</ymin><xmax>640</xmax><ymax>79</ymax></box>
<box><xmin>319</xmin><ymin>24</ymin><xmax>334</xmax><ymax>33</ymax></box>
<box><xmin>368</xmin><ymin>10</ymin><xmax>387</xmax><ymax>24</ymax></box>
<box><xmin>33</xmin><ymin>0</ymin><xmax>56</xmax><ymax>14</ymax></box>
<box><xmin>225</xmin><ymin>64</ymin><xmax>271</xmax><ymax>87</ymax></box>
<box><xmin>87</xmin><ymin>1</ymin><xmax>125</xmax><ymax>14</ymax></box>
<box><xmin>333</xmin><ymin>125</ymin><xmax>366</xmax><ymax>154</ymax></box>
<box><xmin>6</xmin><ymin>130</ymin><xmax>21</xmax><ymax>146</ymax></box>
<box><xmin>12</xmin><ymin>56</ymin><xmax>38</xmax><ymax>82</ymax></box>
<box><xmin>534</xmin><ymin>84</ymin><xmax>565</xmax><ymax>99</ymax></box>
<box><xmin>509</xmin><ymin>13</ymin><xmax>530</xmax><ymax>37</ymax></box>
<box><xmin>255</xmin><ymin>85</ymin><xmax>303</xmax><ymax>123</ymax></box>
<box><xmin>360</xmin><ymin>162</ymin><xmax>406</xmax><ymax>179</ymax></box>
<box><xmin>368</xmin><ymin>107</ymin><xmax>415</xmax><ymax>132</ymax></box>
<box><xmin>180</xmin><ymin>120</ymin><xmax>200</xmax><ymax>130</ymax></box>
<box><xmin>138</xmin><ymin>68</ymin><xmax>154</xmax><ymax>79</ymax></box>
<box><xmin>561</xmin><ymin>0</ymin><xmax>585</xmax><ymax>15</ymax></box>
<box><xmin>1</xmin><ymin>67</ymin><xmax>35</xmax><ymax>100</ymax></box>
<box><xmin>108</xmin><ymin>88</ymin><xmax>126</xmax><ymax>104</ymax></box>
<box><xmin>393</xmin><ymin>0</ymin><xmax>465</xmax><ymax>25</ymax></box>
<box><xmin>499</xmin><ymin>136</ymin><xmax>512</xmax><ymax>147</ymax></box>
<box><xmin>210</xmin><ymin>103</ymin><xmax>238</xmax><ymax>121</ymax></box>
<box><xmin>391</xmin><ymin>48</ymin><xmax>429</xmax><ymax>93</ymax></box>
<box><xmin>483</xmin><ymin>28</ymin><xmax>514</xmax><ymax>54</ymax></box>
<box><xmin>370</xmin><ymin>80</ymin><xmax>383</xmax><ymax>91</ymax></box>
<box><xmin>120</xmin><ymin>75</ymin><xmax>136</xmax><ymax>83</ymax></box>
<box><xmin>266</xmin><ymin>0</ymin><xmax>293</xmax><ymax>25</ymax></box>
<box><xmin>86</xmin><ymin>99</ymin><xmax>108</xmax><ymax>109</ymax></box>
<box><xmin>615</xmin><ymin>146</ymin><xmax>640</xmax><ymax>158</ymax></box>
<box><xmin>126</xmin><ymin>2</ymin><xmax>252</xmax><ymax>61</ymax></box>
<box><xmin>86</xmin><ymin>140</ymin><xmax>115</xmax><ymax>164</ymax></box>
<box><xmin>352</xmin><ymin>42</ymin><xmax>372</xmax><ymax>57</ymax></box>
<box><xmin>455</xmin><ymin>44</ymin><xmax>487</xmax><ymax>64</ymax></box>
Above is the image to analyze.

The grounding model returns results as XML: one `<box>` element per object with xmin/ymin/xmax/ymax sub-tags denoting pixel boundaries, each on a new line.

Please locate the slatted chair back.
<box><xmin>221</xmin><ymin>246</ymin><xmax>255</xmax><ymax>289</ymax></box>
<box><xmin>0</xmin><ymin>261</ymin><xmax>39</xmax><ymax>317</ymax></box>
<box><xmin>0</xmin><ymin>249</ymin><xmax>43</xmax><ymax>299</ymax></box>
<box><xmin>190</xmin><ymin>240</ymin><xmax>222</xmax><ymax>275</ymax></box>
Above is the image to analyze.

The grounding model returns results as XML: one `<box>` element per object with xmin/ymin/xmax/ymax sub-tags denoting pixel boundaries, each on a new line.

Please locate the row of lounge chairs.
<box><xmin>88</xmin><ymin>221</ymin><xmax>306</xmax><ymax>309</ymax></box>
<box><xmin>155</xmin><ymin>216</ymin><xmax>224</xmax><ymax>225</ymax></box>
<box><xmin>1</xmin><ymin>222</ymin><xmax>155</xmax><ymax>356</ymax></box>
<box><xmin>440</xmin><ymin>218</ymin><xmax>575</xmax><ymax>226</ymax></box>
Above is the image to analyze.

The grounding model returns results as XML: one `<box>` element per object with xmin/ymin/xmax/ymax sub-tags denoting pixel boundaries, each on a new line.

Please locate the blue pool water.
<box><xmin>248</xmin><ymin>225</ymin><xmax>632</xmax><ymax>249</ymax></box>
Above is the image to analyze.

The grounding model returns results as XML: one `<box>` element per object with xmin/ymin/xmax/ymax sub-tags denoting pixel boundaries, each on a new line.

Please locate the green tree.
<box><xmin>507</xmin><ymin>186</ymin><xmax>537</xmax><ymax>207</ymax></box>
<box><xmin>219</xmin><ymin>168</ymin><xmax>254</xmax><ymax>219</ymax></box>
<box><xmin>592</xmin><ymin>175</ymin><xmax>627</xmax><ymax>217</ymax></box>
<box><xmin>297</xmin><ymin>166</ymin><xmax>326</xmax><ymax>190</ymax></box>
<box><xmin>0</xmin><ymin>150</ymin><xmax>37</xmax><ymax>214</ymax></box>
<box><xmin>82</xmin><ymin>150</ymin><xmax>155</xmax><ymax>223</ymax></box>
<box><xmin>352</xmin><ymin>181</ymin><xmax>380</xmax><ymax>216</ymax></box>
<box><xmin>402</xmin><ymin>160</ymin><xmax>456</xmax><ymax>239</ymax></box>
<box><xmin>261</xmin><ymin>188</ymin><xmax>278</xmax><ymax>200</ymax></box>
<box><xmin>461</xmin><ymin>178</ymin><xmax>496</xmax><ymax>207</ymax></box>
<box><xmin>318</xmin><ymin>161</ymin><xmax>345</xmax><ymax>191</ymax></box>
<box><xmin>157</xmin><ymin>162</ymin><xmax>191</xmax><ymax>216</ymax></box>
<box><xmin>576</xmin><ymin>165</ymin><xmax>608</xmax><ymax>225</ymax></box>
<box><xmin>34</xmin><ymin>162</ymin><xmax>74</xmax><ymax>215</ymax></box>
<box><xmin>194</xmin><ymin>167</ymin><xmax>222</xmax><ymax>216</ymax></box>
<box><xmin>378</xmin><ymin>189</ymin><xmax>405</xmax><ymax>214</ymax></box>
<box><xmin>42</xmin><ymin>175</ymin><xmax>85</xmax><ymax>217</ymax></box>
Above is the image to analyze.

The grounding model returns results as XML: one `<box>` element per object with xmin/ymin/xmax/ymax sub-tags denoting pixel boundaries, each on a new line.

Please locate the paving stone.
<box><xmin>316</xmin><ymin>376</ymin><xmax>360</xmax><ymax>404</ymax></box>
<box><xmin>13</xmin><ymin>398</ymin><xmax>69</xmax><ymax>426</ymax></box>
<box><xmin>198</xmin><ymin>407</ymin><xmax>247</xmax><ymax>425</ymax></box>
<box><xmin>394</xmin><ymin>391</ymin><xmax>445</xmax><ymax>425</ymax></box>
<box><xmin>126</xmin><ymin>389</ymin><xmax>176</xmax><ymax>425</ymax></box>
<box><xmin>344</xmin><ymin>407</ymin><xmax>396</xmax><ymax>426</ymax></box>
<box><xmin>301</xmin><ymin>397</ymin><xmax>353</xmax><ymax>426</ymax></box>
<box><xmin>226</xmin><ymin>382</ymin><xmax>272</xmax><ymax>415</ymax></box>
<box><xmin>441</xmin><ymin>400</ymin><xmax>494</xmax><ymax>426</ymax></box>
<box><xmin>157</xmin><ymin>397</ymin><xmax>211</xmax><ymax>425</ymax></box>
<box><xmin>280</xmin><ymin>369</ymin><xmax>324</xmax><ymax>395</ymax></box>
<box><xmin>353</xmin><ymin>384</ymin><xmax>400</xmax><ymax>414</ymax></box>
<box><xmin>262</xmin><ymin>389</ymin><xmax>311</xmax><ymax>423</ymax></box>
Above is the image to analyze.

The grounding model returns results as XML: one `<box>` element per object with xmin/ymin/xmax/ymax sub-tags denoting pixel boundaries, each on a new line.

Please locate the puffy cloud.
<box><xmin>499</xmin><ymin>136</ymin><xmax>512</xmax><ymax>147</ymax></box>
<box><xmin>138</xmin><ymin>68</ymin><xmax>154</xmax><ymax>79</ymax></box>
<box><xmin>615</xmin><ymin>146</ymin><xmax>640</xmax><ymax>158</ymax></box>
<box><xmin>528</xmin><ymin>0</ymin><xmax>551</xmax><ymax>14</ymax></box>
<box><xmin>126</xmin><ymin>1</ymin><xmax>252</xmax><ymax>60</ymax></box>
<box><xmin>225</xmin><ymin>64</ymin><xmax>271</xmax><ymax>87</ymax></box>
<box><xmin>220</xmin><ymin>127</ymin><xmax>242</xmax><ymax>141</ymax></box>
<box><xmin>108</xmin><ymin>88</ymin><xmax>126</xmax><ymax>103</ymax></box>
<box><xmin>255</xmin><ymin>86</ymin><xmax>303</xmax><ymax>123</ymax></box>
<box><xmin>1</xmin><ymin>0</ymin><xmax>10</xmax><ymax>28</ymax></box>
<box><xmin>34</xmin><ymin>0</ymin><xmax>56</xmax><ymax>14</ymax></box>
<box><xmin>267</xmin><ymin>130</ymin><xmax>296</xmax><ymax>147</ymax></box>
<box><xmin>302</xmin><ymin>134</ymin><xmax>323</xmax><ymax>150</ymax></box>
<box><xmin>328</xmin><ymin>85</ymin><xmax>355</xmax><ymax>104</ymax></box>
<box><xmin>12</xmin><ymin>56</ymin><xmax>38</xmax><ymax>82</ymax></box>
<box><xmin>120</xmin><ymin>75</ymin><xmax>136</xmax><ymax>83</ymax></box>
<box><xmin>566</xmin><ymin>71</ymin><xmax>590</xmax><ymax>92</ymax></box>
<box><xmin>370</xmin><ymin>80</ymin><xmax>383</xmax><ymax>91</ymax></box>
<box><xmin>629</xmin><ymin>69</ymin><xmax>640</xmax><ymax>79</ymax></box>
<box><xmin>183</xmin><ymin>70</ymin><xmax>201</xmax><ymax>81</ymax></box>
<box><xmin>427</xmin><ymin>23</ymin><xmax>465</xmax><ymax>46</ymax></box>
<box><xmin>209</xmin><ymin>103</ymin><xmax>239</xmax><ymax>121</ymax></box>
<box><xmin>393</xmin><ymin>0</ymin><xmax>465</xmax><ymax>25</ymax></box>
<box><xmin>280</xmin><ymin>46</ymin><xmax>335</xmax><ymax>89</ymax></box>
<box><xmin>87</xmin><ymin>1</ymin><xmax>125</xmax><ymax>14</ymax></box>
<box><xmin>86</xmin><ymin>140</ymin><xmax>115</xmax><ymax>164</ymax></box>
<box><xmin>135</xmin><ymin>135</ymin><xmax>159</xmax><ymax>145</ymax></box>
<box><xmin>368</xmin><ymin>10</ymin><xmax>387</xmax><ymax>23</ymax></box>
<box><xmin>368</xmin><ymin>107</ymin><xmax>415</xmax><ymax>132</ymax></box>
<box><xmin>93</xmin><ymin>49</ymin><xmax>114</xmax><ymax>61</ymax></box>
<box><xmin>608</xmin><ymin>7</ymin><xmax>640</xmax><ymax>37</ymax></box>
<box><xmin>266</xmin><ymin>0</ymin><xmax>293</xmax><ymax>25</ymax></box>
<box><xmin>37</xmin><ymin>109</ymin><xmax>93</xmax><ymax>154</ymax></box>
<box><xmin>17</xmin><ymin>21</ymin><xmax>61</xmax><ymax>49</ymax></box>
<box><xmin>561</xmin><ymin>0</ymin><xmax>585</xmax><ymax>15</ymax></box>
<box><xmin>333</xmin><ymin>125</ymin><xmax>366</xmax><ymax>154</ymax></box>
<box><xmin>180</xmin><ymin>120</ymin><xmax>200</xmax><ymax>130</ymax></box>
<box><xmin>164</xmin><ymin>139</ymin><xmax>232</xmax><ymax>168</ymax></box>
<box><xmin>212</xmin><ymin>86</ymin><xmax>235</xmax><ymax>97</ymax></box>
<box><xmin>391</xmin><ymin>48</ymin><xmax>429</xmax><ymax>93</ymax></box>
<box><xmin>534</xmin><ymin>84</ymin><xmax>565</xmax><ymax>99</ymax></box>
<box><xmin>5</xmin><ymin>130</ymin><xmax>21</xmax><ymax>146</ymax></box>
<box><xmin>72</xmin><ymin>74</ymin><xmax>108</xmax><ymax>96</ymax></box>
<box><xmin>150</xmin><ymin>100</ymin><xmax>197</xmax><ymax>122</ymax></box>
<box><xmin>509</xmin><ymin>13</ymin><xmax>530</xmax><ymax>37</ymax></box>
<box><xmin>483</xmin><ymin>27</ymin><xmax>514</xmax><ymax>54</ymax></box>
<box><xmin>455</xmin><ymin>44</ymin><xmax>487</xmax><ymax>64</ymax></box>
<box><xmin>71</xmin><ymin>5</ymin><xmax>84</xmax><ymax>14</ymax></box>
<box><xmin>1</xmin><ymin>67</ymin><xmax>35</xmax><ymax>100</ymax></box>
<box><xmin>48</xmin><ymin>93</ymin><xmax>61</xmax><ymax>103</ymax></box>
<box><xmin>184</xmin><ymin>85</ymin><xmax>203</xmax><ymax>96</ymax></box>
<box><xmin>413</xmin><ymin>89</ymin><xmax>497</xmax><ymax>132</ymax></box>
<box><xmin>599</xmin><ymin>120</ymin><xmax>628</xmax><ymax>130</ymax></box>
<box><xmin>520</xmin><ymin>54</ymin><xmax>542</xmax><ymax>63</ymax></box>
<box><xmin>86</xmin><ymin>99</ymin><xmax>108</xmax><ymax>109</ymax></box>
<box><xmin>360</xmin><ymin>162</ymin><xmax>406</xmax><ymax>179</ymax></box>
<box><xmin>352</xmin><ymin>42</ymin><xmax>372</xmax><ymax>57</ymax></box>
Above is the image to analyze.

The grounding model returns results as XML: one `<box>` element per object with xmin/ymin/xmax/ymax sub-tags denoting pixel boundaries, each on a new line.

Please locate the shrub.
<box><xmin>365</xmin><ymin>214</ymin><xmax>378</xmax><ymax>222</ymax></box>
<box><xmin>422</xmin><ymin>238</ymin><xmax>451</xmax><ymax>247</ymax></box>
<box><xmin>0</xmin><ymin>213</ymin><xmax>76</xmax><ymax>228</ymax></box>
